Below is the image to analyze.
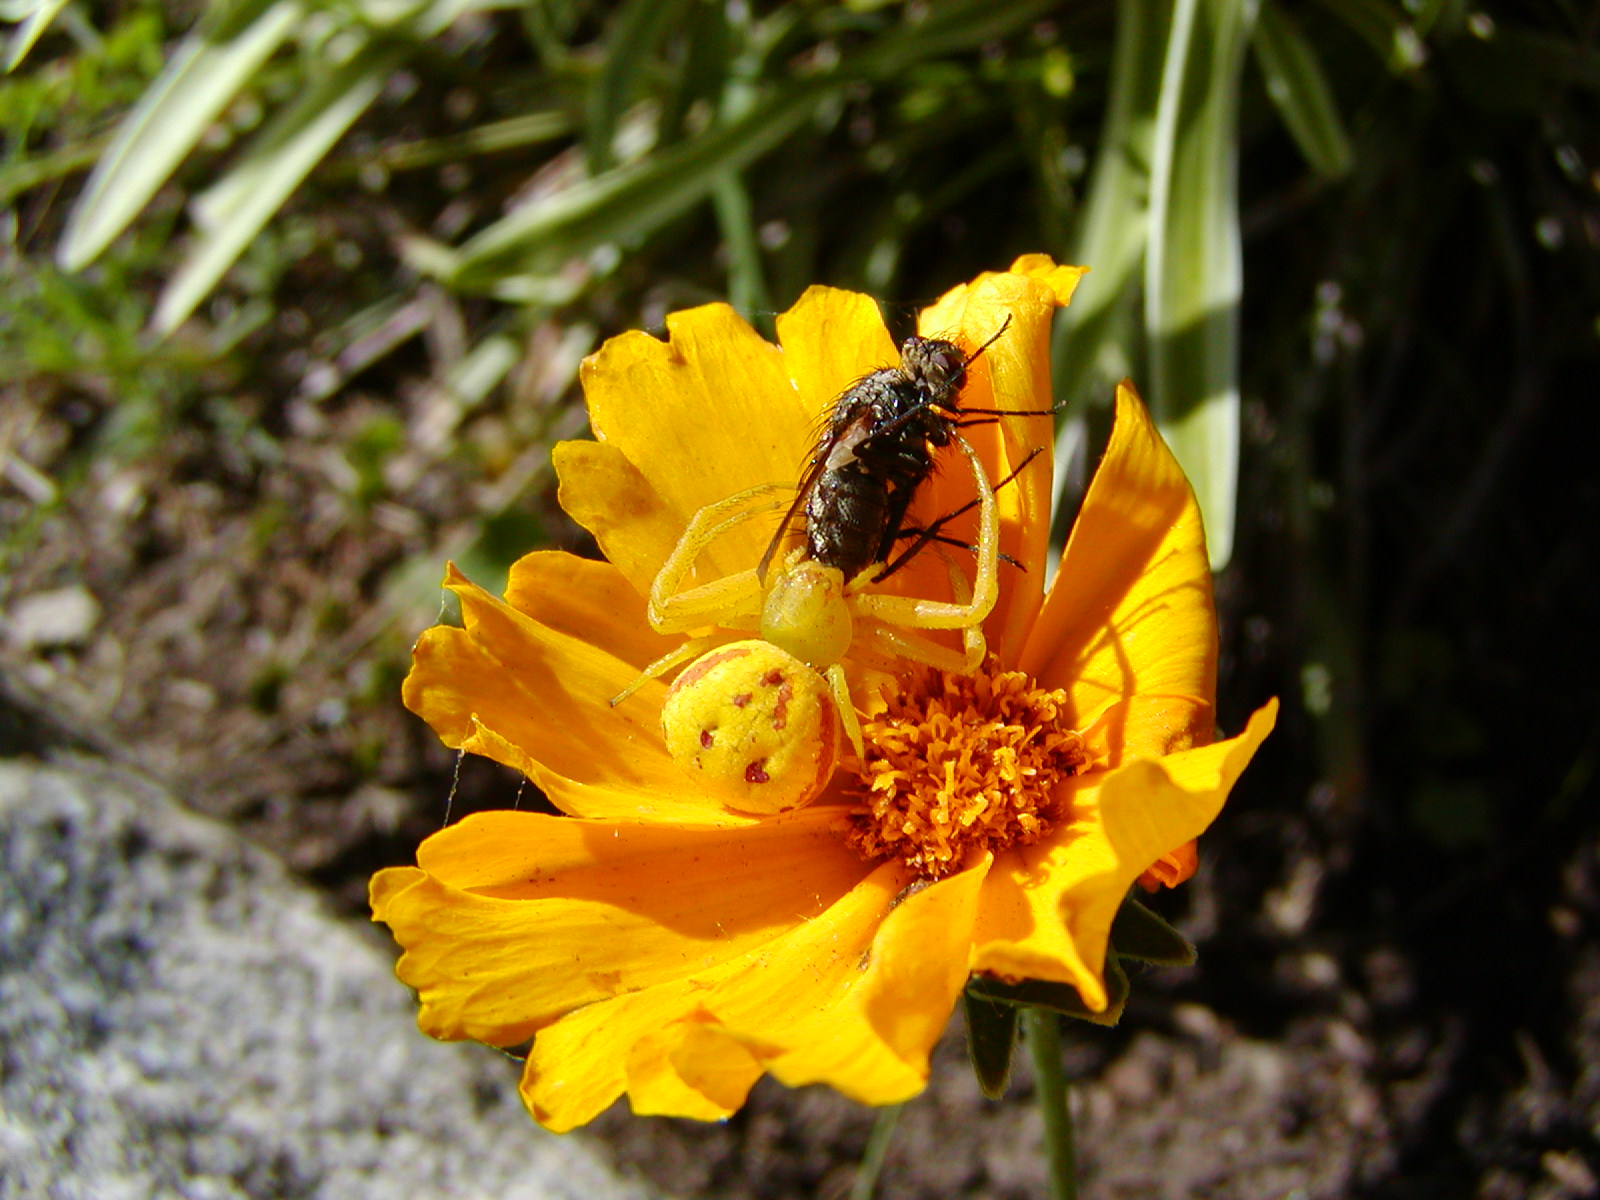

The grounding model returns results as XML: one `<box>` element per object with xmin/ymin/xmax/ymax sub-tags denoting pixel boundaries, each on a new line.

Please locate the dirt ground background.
<box><xmin>4</xmin><ymin>3</ymin><xmax>1599</xmax><ymax>1196</ymax></box>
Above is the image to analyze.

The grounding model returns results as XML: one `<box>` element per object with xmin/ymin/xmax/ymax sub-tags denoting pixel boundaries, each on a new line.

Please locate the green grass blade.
<box><xmin>585</xmin><ymin>0</ymin><xmax>692</xmax><ymax>173</ymax></box>
<box><xmin>1253</xmin><ymin>0</ymin><xmax>1352</xmax><ymax>179</ymax></box>
<box><xmin>152</xmin><ymin>43</ymin><xmax>402</xmax><ymax>334</ymax></box>
<box><xmin>0</xmin><ymin>139</ymin><xmax>103</xmax><ymax>208</ymax></box>
<box><xmin>1307</xmin><ymin>0</ymin><xmax>1424</xmax><ymax>71</ymax></box>
<box><xmin>56</xmin><ymin>0</ymin><xmax>304</xmax><ymax>270</ymax></box>
<box><xmin>712</xmin><ymin>171</ymin><xmax>770</xmax><ymax>322</ymax></box>
<box><xmin>450</xmin><ymin>75</ymin><xmax>834</xmax><ymax>288</ymax></box>
<box><xmin>3</xmin><ymin>0</ymin><xmax>68</xmax><ymax>72</ymax></box>
<box><xmin>1052</xmin><ymin>0</ymin><xmax>1167</xmax><ymax>422</ymax></box>
<box><xmin>1145</xmin><ymin>0</ymin><xmax>1257</xmax><ymax>570</ymax></box>
<box><xmin>348</xmin><ymin>111</ymin><xmax>574</xmax><ymax>175</ymax></box>
<box><xmin>451</xmin><ymin>0</ymin><xmax>1060</xmax><ymax>291</ymax></box>
<box><xmin>847</xmin><ymin>0</ymin><xmax>1062</xmax><ymax>77</ymax></box>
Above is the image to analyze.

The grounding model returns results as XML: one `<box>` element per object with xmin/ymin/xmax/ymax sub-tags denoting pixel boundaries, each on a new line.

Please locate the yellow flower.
<box><xmin>371</xmin><ymin>256</ymin><xmax>1277</xmax><ymax>1132</ymax></box>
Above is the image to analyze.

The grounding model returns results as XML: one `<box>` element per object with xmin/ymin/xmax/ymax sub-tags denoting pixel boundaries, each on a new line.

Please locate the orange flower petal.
<box><xmin>918</xmin><ymin>257</ymin><xmax>1086</xmax><ymax>662</ymax></box>
<box><xmin>405</xmin><ymin>564</ymin><xmax>753</xmax><ymax>824</ymax></box>
<box><xmin>971</xmin><ymin>835</ymin><xmax>1111</xmax><ymax>1009</ymax></box>
<box><xmin>519</xmin><ymin>860</ymin><xmax>909</xmax><ymax>1129</ymax></box>
<box><xmin>775</xmin><ymin>285</ymin><xmax>899</xmax><ymax>435</ymax></box>
<box><xmin>518</xmin><ymin>856</ymin><xmax>988</xmax><ymax>1128</ymax></box>
<box><xmin>552</xmin><ymin>439</ymin><xmax>681</xmax><ymax>601</ymax></box>
<box><xmin>971</xmin><ymin>700</ymin><xmax>1277</xmax><ymax>1010</ymax></box>
<box><xmin>371</xmin><ymin>806</ymin><xmax>874</xmax><ymax>1053</ymax></box>
<box><xmin>578</xmin><ymin>305</ymin><xmax>813</xmax><ymax>578</ymax></box>
<box><xmin>1020</xmin><ymin>380</ymin><xmax>1219</xmax><ymax>763</ymax></box>
<box><xmin>1137</xmin><ymin>839</ymin><xmax>1198</xmax><ymax>891</ymax></box>
<box><xmin>502</xmin><ymin>550</ymin><xmax>678</xmax><ymax>671</ymax></box>
<box><xmin>769</xmin><ymin>853</ymin><xmax>988</xmax><ymax>1095</ymax></box>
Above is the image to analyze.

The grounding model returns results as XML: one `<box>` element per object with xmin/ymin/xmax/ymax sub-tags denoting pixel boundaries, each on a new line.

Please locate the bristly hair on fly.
<box><xmin>759</xmin><ymin>316</ymin><xmax>1056</xmax><ymax>587</ymax></box>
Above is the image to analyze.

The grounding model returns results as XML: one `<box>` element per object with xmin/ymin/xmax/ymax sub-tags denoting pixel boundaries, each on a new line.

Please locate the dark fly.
<box><xmin>758</xmin><ymin>318</ymin><xmax>1048</xmax><ymax>585</ymax></box>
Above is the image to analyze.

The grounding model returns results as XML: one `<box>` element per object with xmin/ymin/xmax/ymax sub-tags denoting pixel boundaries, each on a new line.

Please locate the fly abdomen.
<box><xmin>806</xmin><ymin>464</ymin><xmax>893</xmax><ymax>581</ymax></box>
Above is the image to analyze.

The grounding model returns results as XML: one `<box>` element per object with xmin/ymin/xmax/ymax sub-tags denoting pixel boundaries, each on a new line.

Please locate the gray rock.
<box><xmin>0</xmin><ymin>758</ymin><xmax>654</xmax><ymax>1200</ymax></box>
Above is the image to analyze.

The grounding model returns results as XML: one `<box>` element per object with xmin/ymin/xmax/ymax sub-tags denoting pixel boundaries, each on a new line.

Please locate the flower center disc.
<box><xmin>846</xmin><ymin>659</ymin><xmax>1089</xmax><ymax>879</ymax></box>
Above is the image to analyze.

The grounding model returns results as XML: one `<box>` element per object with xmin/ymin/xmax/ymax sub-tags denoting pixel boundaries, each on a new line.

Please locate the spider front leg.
<box><xmin>609</xmin><ymin>633</ymin><xmax>737</xmax><ymax>707</ymax></box>
<box><xmin>855</xmin><ymin>547</ymin><xmax>987</xmax><ymax>675</ymax></box>
<box><xmin>613</xmin><ymin>485</ymin><xmax>789</xmax><ymax>707</ymax></box>
<box><xmin>823</xmin><ymin>662</ymin><xmax>865</xmax><ymax>760</ymax></box>
<box><xmin>849</xmin><ymin>434</ymin><xmax>999</xmax><ymax>632</ymax></box>
<box><xmin>648</xmin><ymin>483</ymin><xmax>792</xmax><ymax>635</ymax></box>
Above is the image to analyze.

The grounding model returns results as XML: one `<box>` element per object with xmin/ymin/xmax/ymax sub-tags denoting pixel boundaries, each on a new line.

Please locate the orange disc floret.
<box><xmin>847</xmin><ymin>659</ymin><xmax>1090</xmax><ymax>878</ymax></box>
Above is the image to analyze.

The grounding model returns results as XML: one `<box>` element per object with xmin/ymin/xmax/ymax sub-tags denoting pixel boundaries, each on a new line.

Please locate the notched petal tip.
<box><xmin>776</xmin><ymin>285</ymin><xmax>897</xmax><ymax>426</ymax></box>
<box><xmin>1005</xmin><ymin>253</ymin><xmax>1087</xmax><ymax>306</ymax></box>
<box><xmin>577</xmin><ymin>302</ymin><xmax>812</xmax><ymax>573</ymax></box>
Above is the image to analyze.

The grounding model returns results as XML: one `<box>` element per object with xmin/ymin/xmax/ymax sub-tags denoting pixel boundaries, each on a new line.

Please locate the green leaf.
<box><xmin>0</xmin><ymin>140</ymin><xmax>103</xmax><ymax>209</ymax></box>
<box><xmin>660</xmin><ymin>0</ymin><xmax>731</xmax><ymax>146</ymax></box>
<box><xmin>3</xmin><ymin>0</ymin><xmax>68</xmax><ymax>73</ymax></box>
<box><xmin>1144</xmin><ymin>0</ymin><xmax>1256</xmax><ymax>570</ymax></box>
<box><xmin>1306</xmin><ymin>0</ymin><xmax>1424</xmax><ymax>72</ymax></box>
<box><xmin>585</xmin><ymin>0</ymin><xmax>693</xmax><ymax>173</ymax></box>
<box><xmin>962</xmin><ymin>986</ymin><xmax>1020</xmax><ymax>1100</ymax></box>
<box><xmin>355</xmin><ymin>111</ymin><xmax>573</xmax><ymax>175</ymax></box>
<box><xmin>57</xmin><ymin>0</ymin><xmax>305</xmax><ymax>271</ymax></box>
<box><xmin>449</xmin><ymin>75</ymin><xmax>835</xmax><ymax>289</ymax></box>
<box><xmin>448</xmin><ymin>0</ymin><xmax>1061</xmax><ymax>291</ymax></box>
<box><xmin>1050</xmin><ymin>0</ymin><xmax>1167</xmax><ymax>545</ymax></box>
<box><xmin>1111</xmin><ymin>894</ymin><xmax>1197</xmax><ymax>966</ymax></box>
<box><xmin>152</xmin><ymin>42</ymin><xmax>403</xmax><ymax>334</ymax></box>
<box><xmin>1253</xmin><ymin>1</ymin><xmax>1352</xmax><ymax>179</ymax></box>
<box><xmin>443</xmin><ymin>332</ymin><xmax>521</xmax><ymax>407</ymax></box>
<box><xmin>848</xmin><ymin>0</ymin><xmax>1062</xmax><ymax>77</ymax></box>
<box><xmin>1052</xmin><ymin>0</ymin><xmax>1167</xmax><ymax>408</ymax></box>
<box><xmin>965</xmin><ymin>957</ymin><xmax>1131</xmax><ymax>1028</ymax></box>
<box><xmin>712</xmin><ymin>170</ymin><xmax>770</xmax><ymax>323</ymax></box>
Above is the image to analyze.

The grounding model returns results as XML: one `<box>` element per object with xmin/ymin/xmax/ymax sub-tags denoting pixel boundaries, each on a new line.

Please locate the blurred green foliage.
<box><xmin>9</xmin><ymin>0</ymin><xmax>1371</xmax><ymax>567</ymax></box>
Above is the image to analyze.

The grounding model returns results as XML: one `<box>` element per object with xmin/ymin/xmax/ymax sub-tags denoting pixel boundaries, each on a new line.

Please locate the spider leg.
<box><xmin>873</xmin><ymin>446</ymin><xmax>1043</xmax><ymax>582</ymax></box>
<box><xmin>609</xmin><ymin>633</ymin><xmax>729</xmax><ymax>707</ymax></box>
<box><xmin>823</xmin><ymin>662</ymin><xmax>864</xmax><ymax>759</ymax></box>
<box><xmin>649</xmin><ymin>484</ymin><xmax>792</xmax><ymax>633</ymax></box>
<box><xmin>861</xmin><ymin>620</ymin><xmax>984</xmax><ymax>674</ymax></box>
<box><xmin>850</xmin><ymin>434</ymin><xmax>998</xmax><ymax>630</ymax></box>
<box><xmin>859</xmin><ymin>547</ymin><xmax>986</xmax><ymax>673</ymax></box>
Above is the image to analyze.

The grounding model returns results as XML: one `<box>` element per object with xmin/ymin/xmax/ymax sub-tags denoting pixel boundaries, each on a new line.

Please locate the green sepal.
<box><xmin>966</xmin><ymin>953</ymin><xmax>1130</xmax><ymax>1029</ymax></box>
<box><xmin>962</xmin><ymin>987</ymin><xmax>1020</xmax><ymax>1099</ymax></box>
<box><xmin>1110</xmin><ymin>894</ymin><xmax>1197</xmax><ymax>967</ymax></box>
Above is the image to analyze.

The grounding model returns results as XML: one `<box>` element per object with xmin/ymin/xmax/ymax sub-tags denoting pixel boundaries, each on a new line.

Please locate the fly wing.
<box><xmin>756</xmin><ymin>460</ymin><xmax>821</xmax><ymax>582</ymax></box>
<box><xmin>757</xmin><ymin>384</ymin><xmax>879</xmax><ymax>581</ymax></box>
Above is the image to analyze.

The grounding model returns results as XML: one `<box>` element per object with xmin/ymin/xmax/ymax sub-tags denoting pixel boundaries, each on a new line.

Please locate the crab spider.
<box><xmin>612</xmin><ymin>434</ymin><xmax>1000</xmax><ymax>757</ymax></box>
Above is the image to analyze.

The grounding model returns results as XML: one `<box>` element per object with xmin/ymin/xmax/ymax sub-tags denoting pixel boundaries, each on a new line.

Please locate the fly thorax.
<box><xmin>822</xmin><ymin>419</ymin><xmax>871</xmax><ymax>472</ymax></box>
<box><xmin>760</xmin><ymin>560</ymin><xmax>852</xmax><ymax>668</ymax></box>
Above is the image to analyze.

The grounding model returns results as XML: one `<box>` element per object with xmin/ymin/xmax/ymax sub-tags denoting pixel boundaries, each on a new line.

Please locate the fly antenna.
<box><xmin>961</xmin><ymin>314</ymin><xmax>1012</xmax><ymax>369</ymax></box>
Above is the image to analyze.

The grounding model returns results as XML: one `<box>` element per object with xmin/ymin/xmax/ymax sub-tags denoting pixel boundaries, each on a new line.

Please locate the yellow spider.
<box><xmin>612</xmin><ymin>329</ymin><xmax>1049</xmax><ymax>812</ymax></box>
<box><xmin>618</xmin><ymin>436</ymin><xmax>999</xmax><ymax>749</ymax></box>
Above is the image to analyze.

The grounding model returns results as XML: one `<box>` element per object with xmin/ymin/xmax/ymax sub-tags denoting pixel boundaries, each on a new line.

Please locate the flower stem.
<box><xmin>850</xmin><ymin>1102</ymin><xmax>903</xmax><ymax>1200</ymax></box>
<box><xmin>1025</xmin><ymin>1007</ymin><xmax>1078</xmax><ymax>1200</ymax></box>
